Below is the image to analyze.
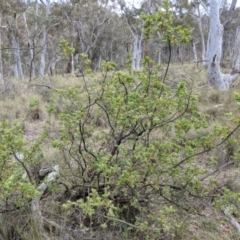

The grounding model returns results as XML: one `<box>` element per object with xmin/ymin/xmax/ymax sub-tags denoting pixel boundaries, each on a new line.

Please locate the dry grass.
<box><xmin>175</xmin><ymin>210</ymin><xmax>239</xmax><ymax>240</ymax></box>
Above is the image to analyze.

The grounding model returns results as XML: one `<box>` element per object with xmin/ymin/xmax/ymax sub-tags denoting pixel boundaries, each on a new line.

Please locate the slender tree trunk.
<box><xmin>158</xmin><ymin>49</ymin><xmax>161</xmax><ymax>65</ymax></box>
<box><xmin>197</xmin><ymin>3</ymin><xmax>206</xmax><ymax>63</ymax></box>
<box><xmin>11</xmin><ymin>34</ymin><xmax>19</xmax><ymax>78</ymax></box>
<box><xmin>39</xmin><ymin>27</ymin><xmax>48</xmax><ymax>77</ymax></box>
<box><xmin>33</xmin><ymin>0</ymin><xmax>38</xmax><ymax>76</ymax></box>
<box><xmin>23</xmin><ymin>12</ymin><xmax>35</xmax><ymax>80</ymax></box>
<box><xmin>208</xmin><ymin>0</ymin><xmax>240</xmax><ymax>91</ymax></box>
<box><xmin>16</xmin><ymin>39</ymin><xmax>24</xmax><ymax>79</ymax></box>
<box><xmin>9</xmin><ymin>18</ymin><xmax>24</xmax><ymax>79</ymax></box>
<box><xmin>206</xmin><ymin>26</ymin><xmax>210</xmax><ymax>63</ymax></box>
<box><xmin>39</xmin><ymin>0</ymin><xmax>50</xmax><ymax>77</ymax></box>
<box><xmin>121</xmin><ymin>8</ymin><xmax>143</xmax><ymax>71</ymax></box>
<box><xmin>132</xmin><ymin>33</ymin><xmax>142</xmax><ymax>70</ymax></box>
<box><xmin>192</xmin><ymin>41</ymin><xmax>198</xmax><ymax>63</ymax></box>
<box><xmin>96</xmin><ymin>54</ymin><xmax>102</xmax><ymax>71</ymax></box>
<box><xmin>178</xmin><ymin>45</ymin><xmax>183</xmax><ymax>65</ymax></box>
<box><xmin>14</xmin><ymin>15</ymin><xmax>24</xmax><ymax>79</ymax></box>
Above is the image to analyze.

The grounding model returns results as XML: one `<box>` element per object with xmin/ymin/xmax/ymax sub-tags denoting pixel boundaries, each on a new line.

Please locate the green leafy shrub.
<box><xmin>46</xmin><ymin>55</ymin><xmax>240</xmax><ymax>239</ymax></box>
<box><xmin>0</xmin><ymin>120</ymin><xmax>44</xmax><ymax>211</ymax></box>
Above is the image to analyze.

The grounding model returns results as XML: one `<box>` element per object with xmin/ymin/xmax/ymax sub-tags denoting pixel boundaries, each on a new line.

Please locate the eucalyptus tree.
<box><xmin>0</xmin><ymin>0</ymin><xmax>41</xmax><ymax>79</ymax></box>
<box><xmin>38</xmin><ymin>0</ymin><xmax>51</xmax><ymax>77</ymax></box>
<box><xmin>190</xmin><ymin>0</ymin><xmax>209</xmax><ymax>64</ymax></box>
<box><xmin>25</xmin><ymin>0</ymin><xmax>68</xmax><ymax>77</ymax></box>
<box><xmin>140</xmin><ymin>0</ymin><xmax>196</xmax><ymax>64</ymax></box>
<box><xmin>3</xmin><ymin>1</ymin><xmax>26</xmax><ymax>79</ymax></box>
<box><xmin>22</xmin><ymin>7</ymin><xmax>36</xmax><ymax>79</ymax></box>
<box><xmin>208</xmin><ymin>0</ymin><xmax>240</xmax><ymax>90</ymax></box>
<box><xmin>0</xmin><ymin>1</ymin><xmax>13</xmax><ymax>79</ymax></box>
<box><xmin>221</xmin><ymin>5</ymin><xmax>240</xmax><ymax>67</ymax></box>
<box><xmin>118</xmin><ymin>0</ymin><xmax>146</xmax><ymax>70</ymax></box>
<box><xmin>61</xmin><ymin>0</ymin><xmax>116</xmax><ymax>73</ymax></box>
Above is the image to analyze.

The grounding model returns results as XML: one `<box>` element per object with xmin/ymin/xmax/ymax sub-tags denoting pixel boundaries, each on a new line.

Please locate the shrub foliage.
<box><xmin>46</xmin><ymin>57</ymin><xmax>239</xmax><ymax>238</ymax></box>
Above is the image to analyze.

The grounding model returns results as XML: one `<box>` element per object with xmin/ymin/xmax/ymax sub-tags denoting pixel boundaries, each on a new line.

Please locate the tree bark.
<box><xmin>208</xmin><ymin>0</ymin><xmax>240</xmax><ymax>91</ymax></box>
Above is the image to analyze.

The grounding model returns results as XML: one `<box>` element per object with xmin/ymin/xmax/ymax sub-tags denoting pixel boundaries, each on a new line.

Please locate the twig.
<box><xmin>200</xmin><ymin>161</ymin><xmax>235</xmax><ymax>181</ymax></box>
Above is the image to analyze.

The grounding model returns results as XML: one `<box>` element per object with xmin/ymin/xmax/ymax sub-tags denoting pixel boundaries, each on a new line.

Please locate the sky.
<box><xmin>49</xmin><ymin>0</ymin><xmax>240</xmax><ymax>8</ymax></box>
<box><xmin>126</xmin><ymin>0</ymin><xmax>240</xmax><ymax>8</ymax></box>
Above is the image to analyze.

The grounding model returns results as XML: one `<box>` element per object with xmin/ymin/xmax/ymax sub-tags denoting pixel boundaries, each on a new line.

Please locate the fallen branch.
<box><xmin>224</xmin><ymin>206</ymin><xmax>240</xmax><ymax>233</ymax></box>
<box><xmin>31</xmin><ymin>165</ymin><xmax>59</xmax><ymax>212</ymax></box>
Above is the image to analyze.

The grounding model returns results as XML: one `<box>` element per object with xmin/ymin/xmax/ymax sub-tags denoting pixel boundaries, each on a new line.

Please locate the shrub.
<box><xmin>46</xmin><ymin>57</ymin><xmax>240</xmax><ymax>239</ymax></box>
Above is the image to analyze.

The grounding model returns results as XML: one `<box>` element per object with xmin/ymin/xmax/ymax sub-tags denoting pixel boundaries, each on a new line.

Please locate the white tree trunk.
<box><xmin>12</xmin><ymin>35</ymin><xmax>22</xmax><ymax>78</ymax></box>
<box><xmin>16</xmin><ymin>42</ymin><xmax>24</xmax><ymax>79</ymax></box>
<box><xmin>14</xmin><ymin>15</ymin><xmax>24</xmax><ymax>79</ymax></box>
<box><xmin>206</xmin><ymin>26</ymin><xmax>210</xmax><ymax>64</ymax></box>
<box><xmin>132</xmin><ymin>33</ymin><xmax>142</xmax><ymax>70</ymax></box>
<box><xmin>39</xmin><ymin>0</ymin><xmax>50</xmax><ymax>77</ymax></box>
<box><xmin>196</xmin><ymin>3</ymin><xmax>207</xmax><ymax>63</ymax></box>
<box><xmin>121</xmin><ymin>6</ymin><xmax>143</xmax><ymax>71</ymax></box>
<box><xmin>192</xmin><ymin>41</ymin><xmax>198</xmax><ymax>63</ymax></box>
<box><xmin>39</xmin><ymin>28</ymin><xmax>48</xmax><ymax>77</ymax></box>
<box><xmin>208</xmin><ymin>0</ymin><xmax>240</xmax><ymax>91</ymax></box>
<box><xmin>33</xmin><ymin>0</ymin><xmax>38</xmax><ymax>75</ymax></box>
<box><xmin>9</xmin><ymin>23</ymin><xmax>24</xmax><ymax>79</ymax></box>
